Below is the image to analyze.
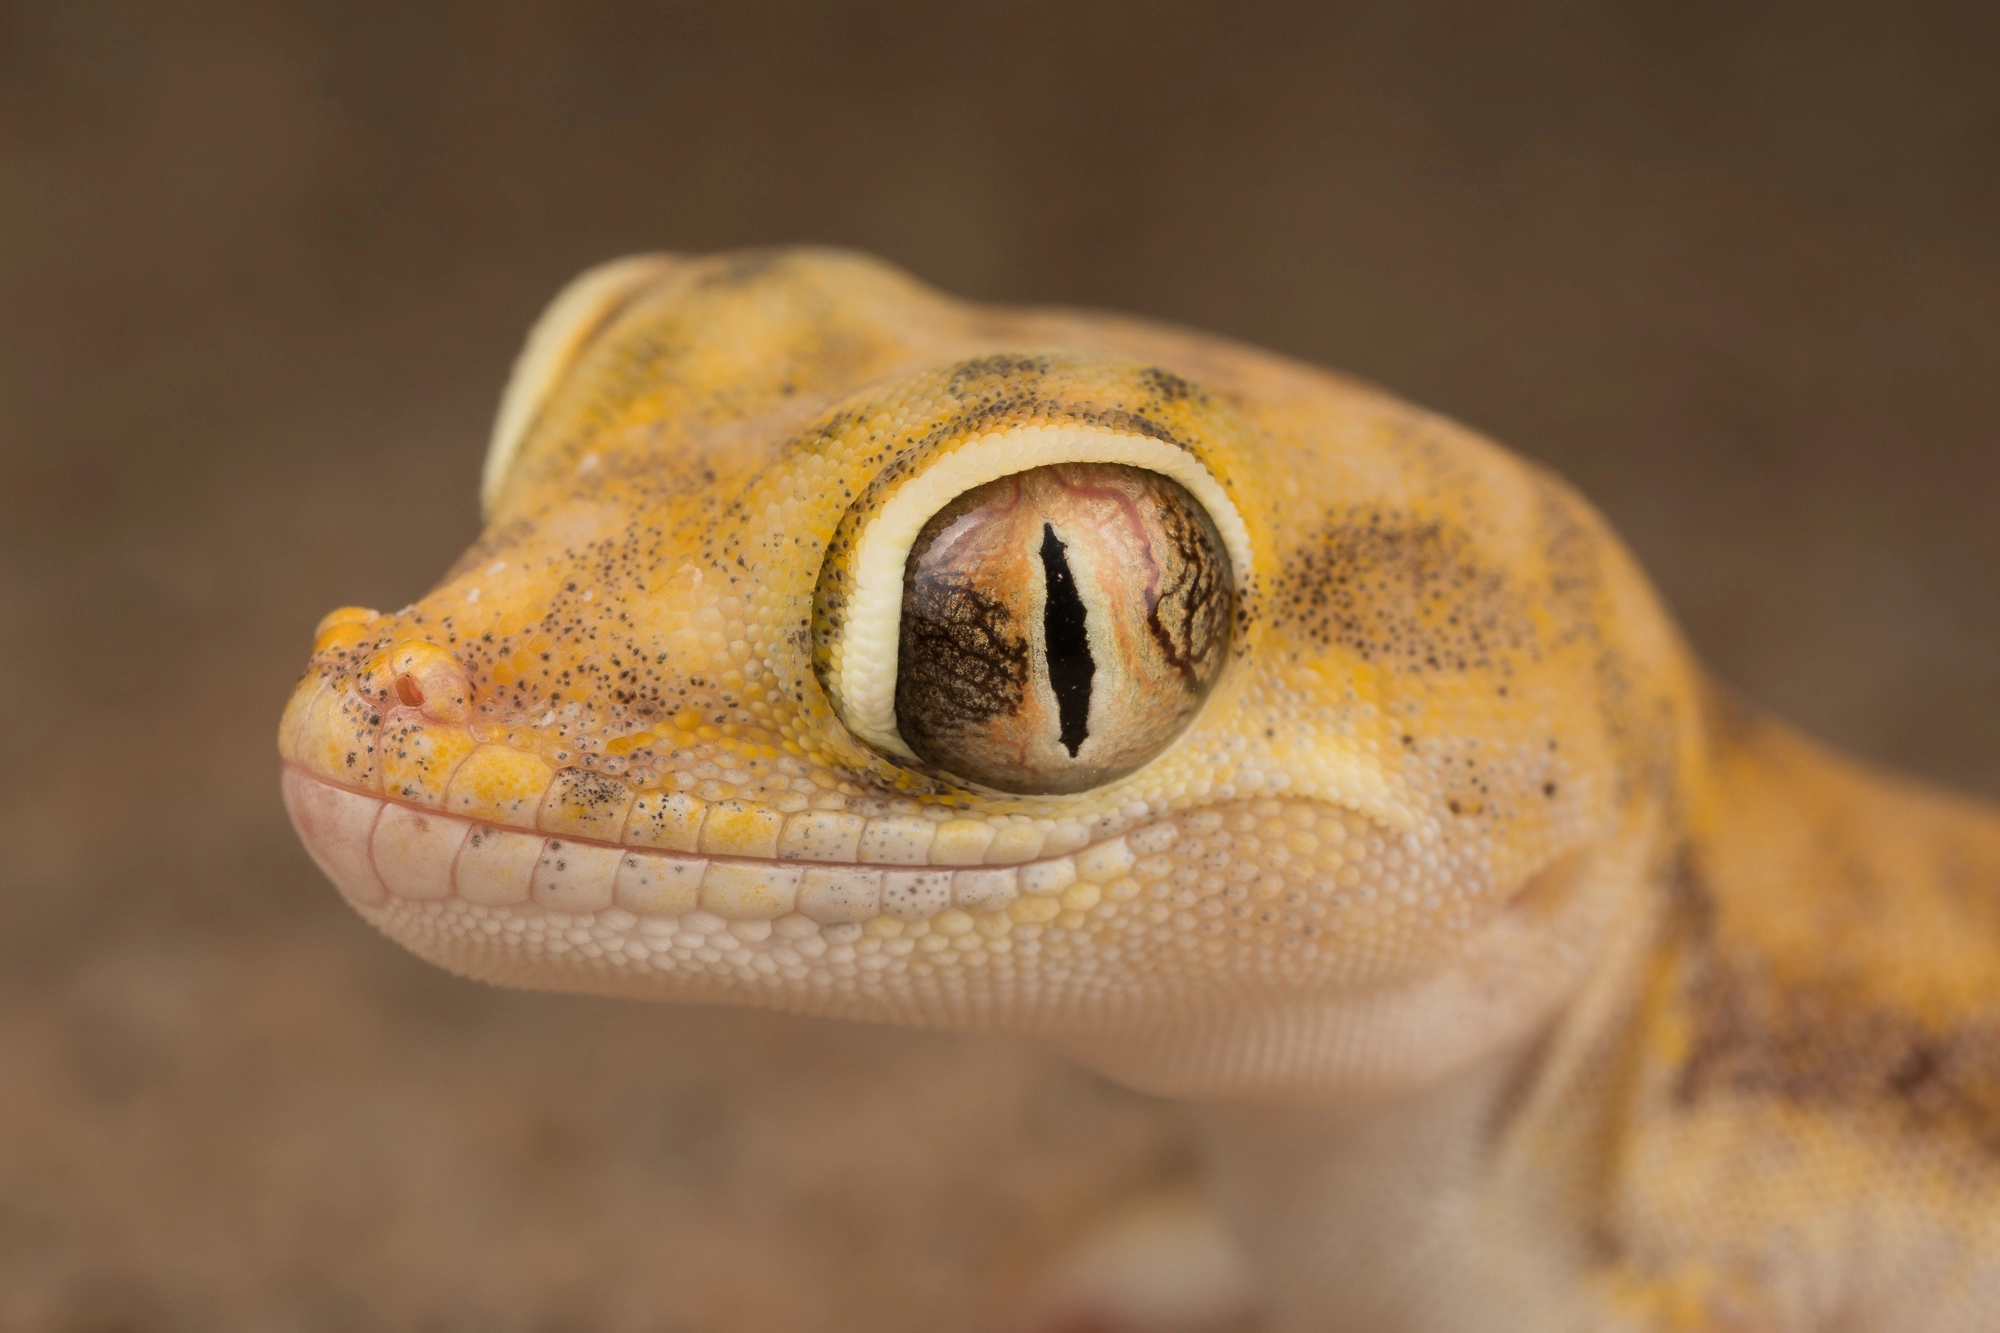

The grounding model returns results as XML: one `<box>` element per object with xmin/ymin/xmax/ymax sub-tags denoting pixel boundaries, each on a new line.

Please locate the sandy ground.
<box><xmin>2</xmin><ymin>3</ymin><xmax>1995</xmax><ymax>1329</ymax></box>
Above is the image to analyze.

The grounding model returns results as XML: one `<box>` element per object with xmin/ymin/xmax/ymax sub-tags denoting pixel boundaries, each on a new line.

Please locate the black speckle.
<box><xmin>1141</xmin><ymin>366</ymin><xmax>1200</xmax><ymax>403</ymax></box>
<box><xmin>1277</xmin><ymin>510</ymin><xmax>1534</xmax><ymax>673</ymax></box>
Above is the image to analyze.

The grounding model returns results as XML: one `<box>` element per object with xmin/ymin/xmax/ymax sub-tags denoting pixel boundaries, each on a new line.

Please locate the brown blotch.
<box><xmin>1668</xmin><ymin>846</ymin><xmax>2000</xmax><ymax>1159</ymax></box>
<box><xmin>1277</xmin><ymin>509</ymin><xmax>1533</xmax><ymax>673</ymax></box>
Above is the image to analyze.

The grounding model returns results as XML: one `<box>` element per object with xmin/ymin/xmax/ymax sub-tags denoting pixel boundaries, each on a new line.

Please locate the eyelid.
<box><xmin>822</xmin><ymin>424</ymin><xmax>1253</xmax><ymax>759</ymax></box>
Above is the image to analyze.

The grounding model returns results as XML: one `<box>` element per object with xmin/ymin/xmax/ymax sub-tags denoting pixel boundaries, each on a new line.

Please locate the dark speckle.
<box><xmin>1277</xmin><ymin>509</ymin><xmax>1535</xmax><ymax>673</ymax></box>
<box><xmin>1141</xmin><ymin>366</ymin><xmax>1200</xmax><ymax>403</ymax></box>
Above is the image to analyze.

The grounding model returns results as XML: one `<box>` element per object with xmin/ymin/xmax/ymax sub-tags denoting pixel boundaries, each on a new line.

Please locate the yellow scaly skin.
<box><xmin>278</xmin><ymin>249</ymin><xmax>2000</xmax><ymax>1331</ymax></box>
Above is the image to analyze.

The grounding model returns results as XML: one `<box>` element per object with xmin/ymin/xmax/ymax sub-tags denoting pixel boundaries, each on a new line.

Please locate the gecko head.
<box><xmin>280</xmin><ymin>249</ymin><xmax>1673</xmax><ymax>1098</ymax></box>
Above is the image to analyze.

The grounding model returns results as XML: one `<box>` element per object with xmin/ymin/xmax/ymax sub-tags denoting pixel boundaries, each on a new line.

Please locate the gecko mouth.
<box><xmin>282</xmin><ymin>766</ymin><xmax>1137</xmax><ymax>930</ymax></box>
<box><xmin>282</xmin><ymin>763</ymin><xmax>1167</xmax><ymax>1012</ymax></box>
<box><xmin>281</xmin><ymin>764</ymin><xmax>1462</xmax><ymax>1025</ymax></box>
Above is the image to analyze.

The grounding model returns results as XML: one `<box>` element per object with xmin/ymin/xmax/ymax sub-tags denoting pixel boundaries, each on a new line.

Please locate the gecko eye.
<box><xmin>817</xmin><ymin>439</ymin><xmax>1240</xmax><ymax>795</ymax></box>
<box><xmin>891</xmin><ymin>464</ymin><xmax>1232</xmax><ymax>792</ymax></box>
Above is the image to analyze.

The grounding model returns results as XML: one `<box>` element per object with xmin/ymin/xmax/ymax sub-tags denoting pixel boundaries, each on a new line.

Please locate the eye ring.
<box><xmin>817</xmin><ymin>424</ymin><xmax>1251</xmax><ymax>790</ymax></box>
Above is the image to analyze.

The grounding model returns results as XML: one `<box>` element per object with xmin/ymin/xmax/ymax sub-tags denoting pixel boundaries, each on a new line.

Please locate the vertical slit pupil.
<box><xmin>1039</xmin><ymin>523</ymin><xmax>1093</xmax><ymax>757</ymax></box>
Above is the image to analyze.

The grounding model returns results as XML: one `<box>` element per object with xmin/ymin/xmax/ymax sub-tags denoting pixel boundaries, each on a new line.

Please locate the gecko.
<box><xmin>278</xmin><ymin>248</ymin><xmax>2000</xmax><ymax>1331</ymax></box>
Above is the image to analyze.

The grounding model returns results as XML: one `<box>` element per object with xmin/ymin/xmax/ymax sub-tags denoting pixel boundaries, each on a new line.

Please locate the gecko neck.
<box><xmin>1192</xmin><ymin>1053</ymin><xmax>1540</xmax><ymax>1333</ymax></box>
<box><xmin>1178</xmin><ymin>826</ymin><xmax>1666</xmax><ymax>1332</ymax></box>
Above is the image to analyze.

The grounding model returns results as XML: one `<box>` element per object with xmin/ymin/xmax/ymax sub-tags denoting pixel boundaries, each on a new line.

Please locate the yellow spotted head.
<box><xmin>278</xmin><ymin>249</ymin><xmax>1695</xmax><ymax>1095</ymax></box>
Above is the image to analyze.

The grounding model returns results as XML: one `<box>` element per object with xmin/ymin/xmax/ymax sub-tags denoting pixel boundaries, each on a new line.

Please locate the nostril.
<box><xmin>383</xmin><ymin>640</ymin><xmax>473</xmax><ymax>723</ymax></box>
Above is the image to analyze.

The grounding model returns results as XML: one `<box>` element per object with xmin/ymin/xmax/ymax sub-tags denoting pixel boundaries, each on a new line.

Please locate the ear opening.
<box><xmin>481</xmin><ymin>254</ymin><xmax>681</xmax><ymax>518</ymax></box>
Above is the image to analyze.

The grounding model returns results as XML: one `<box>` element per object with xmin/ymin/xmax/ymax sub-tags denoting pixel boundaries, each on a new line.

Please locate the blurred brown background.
<box><xmin>2</xmin><ymin>2</ymin><xmax>1995</xmax><ymax>1329</ymax></box>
